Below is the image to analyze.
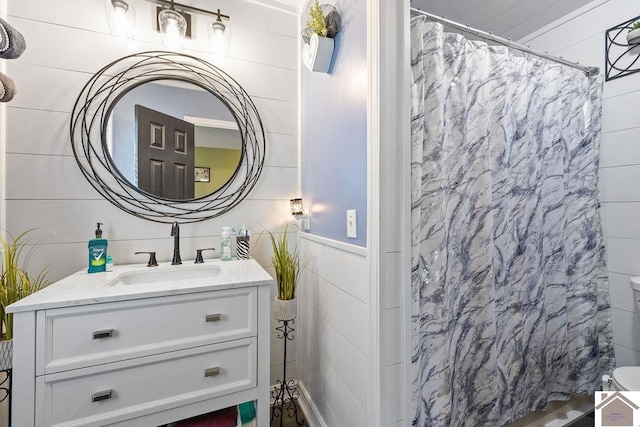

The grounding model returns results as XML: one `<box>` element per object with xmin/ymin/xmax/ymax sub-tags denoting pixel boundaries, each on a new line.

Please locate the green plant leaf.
<box><xmin>258</xmin><ymin>224</ymin><xmax>309</xmax><ymax>301</ymax></box>
<box><xmin>306</xmin><ymin>0</ymin><xmax>328</xmax><ymax>37</ymax></box>
<box><xmin>0</xmin><ymin>228</ymin><xmax>54</xmax><ymax>340</ymax></box>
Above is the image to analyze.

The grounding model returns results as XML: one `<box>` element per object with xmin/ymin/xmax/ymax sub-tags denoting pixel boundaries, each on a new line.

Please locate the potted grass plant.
<box><xmin>261</xmin><ymin>225</ymin><xmax>308</xmax><ymax>321</ymax></box>
<box><xmin>627</xmin><ymin>21</ymin><xmax>640</xmax><ymax>44</ymax></box>
<box><xmin>0</xmin><ymin>229</ymin><xmax>51</xmax><ymax>370</ymax></box>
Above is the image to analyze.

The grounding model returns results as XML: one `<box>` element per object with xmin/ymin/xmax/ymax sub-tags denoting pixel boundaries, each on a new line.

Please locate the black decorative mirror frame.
<box><xmin>70</xmin><ymin>51</ymin><xmax>265</xmax><ymax>223</ymax></box>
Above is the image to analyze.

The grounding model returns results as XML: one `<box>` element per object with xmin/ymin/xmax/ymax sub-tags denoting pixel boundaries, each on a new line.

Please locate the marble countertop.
<box><xmin>7</xmin><ymin>259</ymin><xmax>273</xmax><ymax>313</ymax></box>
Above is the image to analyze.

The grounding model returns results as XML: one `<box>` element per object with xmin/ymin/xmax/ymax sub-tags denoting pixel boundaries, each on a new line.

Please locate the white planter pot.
<box><xmin>302</xmin><ymin>33</ymin><xmax>335</xmax><ymax>73</ymax></box>
<box><xmin>627</xmin><ymin>28</ymin><xmax>640</xmax><ymax>45</ymax></box>
<box><xmin>0</xmin><ymin>340</ymin><xmax>12</xmax><ymax>371</ymax></box>
<box><xmin>274</xmin><ymin>297</ymin><xmax>297</xmax><ymax>321</ymax></box>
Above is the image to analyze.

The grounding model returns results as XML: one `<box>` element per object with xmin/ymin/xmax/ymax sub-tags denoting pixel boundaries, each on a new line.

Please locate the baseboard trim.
<box><xmin>296</xmin><ymin>380</ymin><xmax>328</xmax><ymax>427</ymax></box>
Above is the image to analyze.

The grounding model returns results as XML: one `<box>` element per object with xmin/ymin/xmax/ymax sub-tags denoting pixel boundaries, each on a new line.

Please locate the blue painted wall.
<box><xmin>301</xmin><ymin>0</ymin><xmax>367</xmax><ymax>246</ymax></box>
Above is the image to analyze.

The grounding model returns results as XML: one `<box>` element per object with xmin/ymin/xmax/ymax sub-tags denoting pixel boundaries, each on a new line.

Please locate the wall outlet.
<box><xmin>347</xmin><ymin>210</ymin><xmax>357</xmax><ymax>239</ymax></box>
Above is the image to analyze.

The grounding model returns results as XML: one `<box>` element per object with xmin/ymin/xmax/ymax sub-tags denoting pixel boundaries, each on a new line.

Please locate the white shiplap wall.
<box><xmin>2</xmin><ymin>0</ymin><xmax>298</xmax><ymax>387</ymax></box>
<box><xmin>519</xmin><ymin>0</ymin><xmax>640</xmax><ymax>368</ymax></box>
<box><xmin>297</xmin><ymin>235</ymin><xmax>369</xmax><ymax>426</ymax></box>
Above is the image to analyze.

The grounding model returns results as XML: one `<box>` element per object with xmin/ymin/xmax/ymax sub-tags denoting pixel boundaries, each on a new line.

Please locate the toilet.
<box><xmin>610</xmin><ymin>277</ymin><xmax>640</xmax><ymax>391</ymax></box>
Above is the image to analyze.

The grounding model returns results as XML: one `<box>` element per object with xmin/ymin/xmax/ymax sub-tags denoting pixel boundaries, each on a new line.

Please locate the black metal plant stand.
<box><xmin>271</xmin><ymin>319</ymin><xmax>304</xmax><ymax>426</ymax></box>
<box><xmin>0</xmin><ymin>369</ymin><xmax>11</xmax><ymax>427</ymax></box>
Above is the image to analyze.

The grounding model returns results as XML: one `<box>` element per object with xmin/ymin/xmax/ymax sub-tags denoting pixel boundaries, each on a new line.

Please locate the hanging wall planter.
<box><xmin>628</xmin><ymin>28</ymin><xmax>640</xmax><ymax>45</ymax></box>
<box><xmin>301</xmin><ymin>1</ymin><xmax>341</xmax><ymax>74</ymax></box>
<box><xmin>627</xmin><ymin>21</ymin><xmax>640</xmax><ymax>44</ymax></box>
<box><xmin>303</xmin><ymin>33</ymin><xmax>334</xmax><ymax>73</ymax></box>
<box><xmin>606</xmin><ymin>15</ymin><xmax>640</xmax><ymax>80</ymax></box>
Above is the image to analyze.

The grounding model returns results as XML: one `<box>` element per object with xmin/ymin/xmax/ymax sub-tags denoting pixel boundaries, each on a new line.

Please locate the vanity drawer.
<box><xmin>36</xmin><ymin>337</ymin><xmax>256</xmax><ymax>427</ymax></box>
<box><xmin>37</xmin><ymin>287</ymin><xmax>256</xmax><ymax>374</ymax></box>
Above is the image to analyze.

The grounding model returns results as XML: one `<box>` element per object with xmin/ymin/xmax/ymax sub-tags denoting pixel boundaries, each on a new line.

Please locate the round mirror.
<box><xmin>70</xmin><ymin>52</ymin><xmax>265</xmax><ymax>223</ymax></box>
<box><xmin>106</xmin><ymin>80</ymin><xmax>243</xmax><ymax>200</ymax></box>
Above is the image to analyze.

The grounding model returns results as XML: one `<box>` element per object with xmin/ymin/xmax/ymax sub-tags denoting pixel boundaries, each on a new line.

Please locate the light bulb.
<box><xmin>208</xmin><ymin>21</ymin><xmax>231</xmax><ymax>57</ymax></box>
<box><xmin>212</xmin><ymin>22</ymin><xmax>225</xmax><ymax>35</ymax></box>
<box><xmin>113</xmin><ymin>7</ymin><xmax>127</xmax><ymax>30</ymax></box>
<box><xmin>159</xmin><ymin>8</ymin><xmax>187</xmax><ymax>50</ymax></box>
<box><xmin>105</xmin><ymin>0</ymin><xmax>135</xmax><ymax>39</ymax></box>
<box><xmin>113</xmin><ymin>1</ymin><xmax>128</xmax><ymax>14</ymax></box>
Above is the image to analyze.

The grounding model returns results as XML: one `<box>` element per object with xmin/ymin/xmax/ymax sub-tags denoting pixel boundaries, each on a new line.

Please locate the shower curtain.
<box><xmin>410</xmin><ymin>18</ymin><xmax>614</xmax><ymax>427</ymax></box>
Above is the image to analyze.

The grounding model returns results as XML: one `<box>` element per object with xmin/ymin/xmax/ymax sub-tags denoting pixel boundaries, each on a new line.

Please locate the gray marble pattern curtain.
<box><xmin>410</xmin><ymin>18</ymin><xmax>614</xmax><ymax>427</ymax></box>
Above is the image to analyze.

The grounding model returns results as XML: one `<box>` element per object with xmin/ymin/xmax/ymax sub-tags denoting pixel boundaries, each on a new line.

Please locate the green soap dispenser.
<box><xmin>88</xmin><ymin>222</ymin><xmax>108</xmax><ymax>273</ymax></box>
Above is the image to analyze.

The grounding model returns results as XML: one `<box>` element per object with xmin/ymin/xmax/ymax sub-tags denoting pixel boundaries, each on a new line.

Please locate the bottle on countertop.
<box><xmin>88</xmin><ymin>222</ymin><xmax>108</xmax><ymax>274</ymax></box>
<box><xmin>220</xmin><ymin>227</ymin><xmax>233</xmax><ymax>261</ymax></box>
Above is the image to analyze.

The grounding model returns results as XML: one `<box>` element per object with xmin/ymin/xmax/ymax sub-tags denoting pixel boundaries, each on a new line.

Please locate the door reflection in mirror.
<box><xmin>107</xmin><ymin>80</ymin><xmax>242</xmax><ymax>200</ymax></box>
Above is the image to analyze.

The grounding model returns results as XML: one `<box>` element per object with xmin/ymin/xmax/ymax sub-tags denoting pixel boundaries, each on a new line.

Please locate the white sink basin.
<box><xmin>109</xmin><ymin>265</ymin><xmax>221</xmax><ymax>287</ymax></box>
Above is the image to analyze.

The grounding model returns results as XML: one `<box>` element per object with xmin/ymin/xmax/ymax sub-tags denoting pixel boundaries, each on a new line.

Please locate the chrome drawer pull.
<box><xmin>92</xmin><ymin>329</ymin><xmax>114</xmax><ymax>339</ymax></box>
<box><xmin>205</xmin><ymin>367</ymin><xmax>221</xmax><ymax>377</ymax></box>
<box><xmin>92</xmin><ymin>389</ymin><xmax>113</xmax><ymax>402</ymax></box>
<box><xmin>205</xmin><ymin>313</ymin><xmax>221</xmax><ymax>322</ymax></box>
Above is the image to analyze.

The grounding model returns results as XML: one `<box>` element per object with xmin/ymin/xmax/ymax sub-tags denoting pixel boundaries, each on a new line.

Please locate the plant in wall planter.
<box><xmin>261</xmin><ymin>225</ymin><xmax>308</xmax><ymax>321</ymax></box>
<box><xmin>627</xmin><ymin>21</ymin><xmax>640</xmax><ymax>44</ymax></box>
<box><xmin>0</xmin><ymin>229</ymin><xmax>52</xmax><ymax>370</ymax></box>
<box><xmin>302</xmin><ymin>0</ymin><xmax>341</xmax><ymax>73</ymax></box>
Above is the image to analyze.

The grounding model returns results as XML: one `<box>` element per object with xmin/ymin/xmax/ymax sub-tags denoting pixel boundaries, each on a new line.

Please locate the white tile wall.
<box><xmin>614</xmin><ymin>343</ymin><xmax>640</xmax><ymax>367</ymax></box>
<box><xmin>600</xmin><ymin>127</ymin><xmax>640</xmax><ymax>168</ymax></box>
<box><xmin>2</xmin><ymin>0</ymin><xmax>298</xmax><ymax>387</ymax></box>
<box><xmin>520</xmin><ymin>0</ymin><xmax>640</xmax><ymax>367</ymax></box>
<box><xmin>604</xmin><ymin>203</ymin><xmax>640</xmax><ymax>239</ymax></box>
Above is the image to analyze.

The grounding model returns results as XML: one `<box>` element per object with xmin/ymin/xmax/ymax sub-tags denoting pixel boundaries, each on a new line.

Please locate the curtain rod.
<box><xmin>410</xmin><ymin>7</ymin><xmax>599</xmax><ymax>77</ymax></box>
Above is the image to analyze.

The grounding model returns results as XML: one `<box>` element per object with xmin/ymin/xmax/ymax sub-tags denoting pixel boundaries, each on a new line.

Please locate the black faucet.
<box><xmin>171</xmin><ymin>221</ymin><xmax>182</xmax><ymax>265</ymax></box>
<box><xmin>194</xmin><ymin>248</ymin><xmax>216</xmax><ymax>264</ymax></box>
<box><xmin>134</xmin><ymin>251</ymin><xmax>158</xmax><ymax>267</ymax></box>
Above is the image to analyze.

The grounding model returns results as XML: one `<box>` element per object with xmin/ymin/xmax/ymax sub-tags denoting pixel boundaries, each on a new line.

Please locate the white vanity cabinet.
<box><xmin>7</xmin><ymin>260</ymin><xmax>273</xmax><ymax>427</ymax></box>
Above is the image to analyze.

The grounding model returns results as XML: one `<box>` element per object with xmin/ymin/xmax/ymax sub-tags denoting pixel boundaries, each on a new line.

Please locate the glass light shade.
<box><xmin>104</xmin><ymin>0</ymin><xmax>135</xmax><ymax>39</ymax></box>
<box><xmin>158</xmin><ymin>8</ymin><xmax>187</xmax><ymax>50</ymax></box>
<box><xmin>208</xmin><ymin>21</ymin><xmax>231</xmax><ymax>57</ymax></box>
<box><xmin>290</xmin><ymin>198</ymin><xmax>304</xmax><ymax>216</ymax></box>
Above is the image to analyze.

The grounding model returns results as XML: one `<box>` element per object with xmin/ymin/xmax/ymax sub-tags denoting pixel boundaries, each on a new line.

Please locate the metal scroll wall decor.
<box><xmin>605</xmin><ymin>15</ymin><xmax>640</xmax><ymax>81</ymax></box>
<box><xmin>70</xmin><ymin>51</ymin><xmax>265</xmax><ymax>223</ymax></box>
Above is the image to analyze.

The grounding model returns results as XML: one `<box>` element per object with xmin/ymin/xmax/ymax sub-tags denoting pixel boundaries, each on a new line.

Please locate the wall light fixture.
<box><xmin>158</xmin><ymin>1</ymin><xmax>188</xmax><ymax>50</ymax></box>
<box><xmin>155</xmin><ymin>0</ymin><xmax>230</xmax><ymax>53</ymax></box>
<box><xmin>105</xmin><ymin>0</ymin><xmax>231</xmax><ymax>56</ymax></box>
<box><xmin>290</xmin><ymin>198</ymin><xmax>310</xmax><ymax>231</ymax></box>
<box><xmin>208</xmin><ymin>9</ymin><xmax>232</xmax><ymax>56</ymax></box>
<box><xmin>290</xmin><ymin>198</ymin><xmax>304</xmax><ymax>216</ymax></box>
<box><xmin>104</xmin><ymin>0</ymin><xmax>136</xmax><ymax>39</ymax></box>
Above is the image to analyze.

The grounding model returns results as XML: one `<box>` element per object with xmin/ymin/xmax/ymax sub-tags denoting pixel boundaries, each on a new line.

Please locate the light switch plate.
<box><xmin>347</xmin><ymin>210</ymin><xmax>357</xmax><ymax>239</ymax></box>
